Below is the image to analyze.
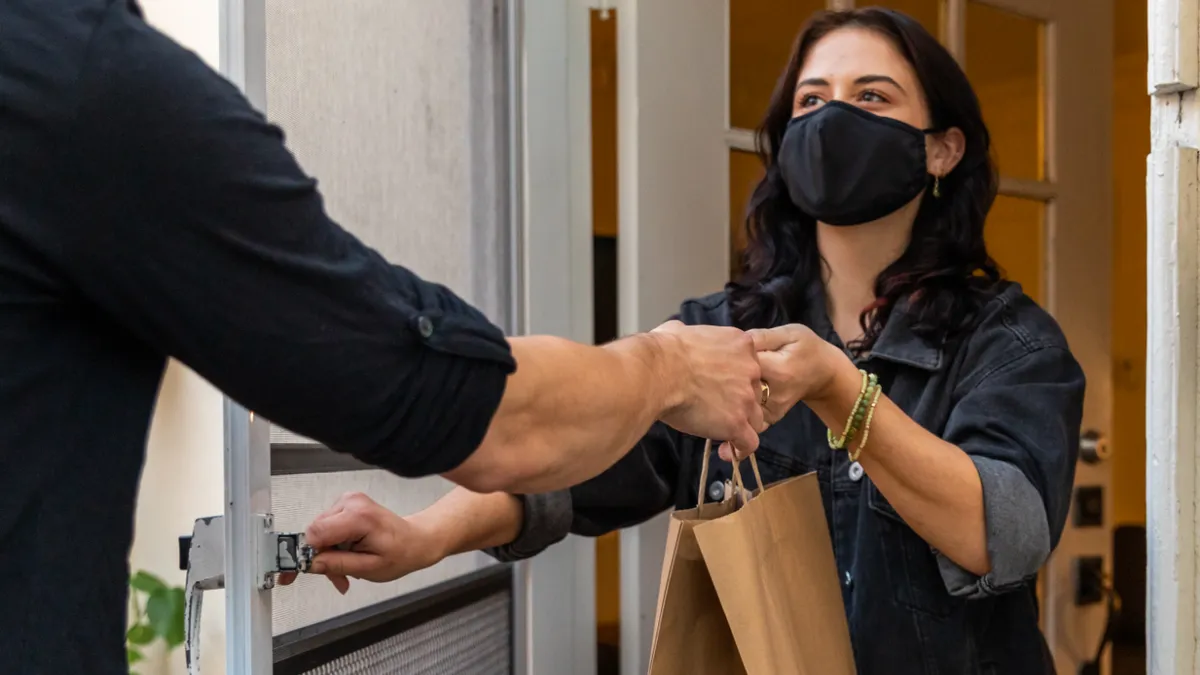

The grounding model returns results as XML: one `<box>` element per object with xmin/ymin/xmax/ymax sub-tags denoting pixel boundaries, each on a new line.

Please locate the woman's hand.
<box><xmin>715</xmin><ymin>323</ymin><xmax>849</xmax><ymax>460</ymax></box>
<box><xmin>281</xmin><ymin>492</ymin><xmax>448</xmax><ymax>594</ymax></box>
<box><xmin>748</xmin><ymin>324</ymin><xmax>850</xmax><ymax>424</ymax></box>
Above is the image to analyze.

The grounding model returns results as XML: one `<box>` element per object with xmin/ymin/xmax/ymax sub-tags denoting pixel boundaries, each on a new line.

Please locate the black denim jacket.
<box><xmin>489</xmin><ymin>281</ymin><xmax>1085</xmax><ymax>675</ymax></box>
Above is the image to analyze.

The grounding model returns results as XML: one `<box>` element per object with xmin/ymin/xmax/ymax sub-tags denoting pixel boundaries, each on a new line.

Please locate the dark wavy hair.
<box><xmin>727</xmin><ymin>8</ymin><xmax>1002</xmax><ymax>351</ymax></box>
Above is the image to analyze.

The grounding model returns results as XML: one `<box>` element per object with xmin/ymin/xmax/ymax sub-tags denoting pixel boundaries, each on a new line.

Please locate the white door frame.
<box><xmin>517</xmin><ymin>0</ymin><xmax>599</xmax><ymax>673</ymax></box>
<box><xmin>1146</xmin><ymin>1</ymin><xmax>1200</xmax><ymax>673</ymax></box>
<box><xmin>217</xmin><ymin>2</ymin><xmax>275</xmax><ymax>673</ymax></box>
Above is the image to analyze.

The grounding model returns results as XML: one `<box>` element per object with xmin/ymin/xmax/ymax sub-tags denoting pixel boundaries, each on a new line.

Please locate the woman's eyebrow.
<box><xmin>794</xmin><ymin>74</ymin><xmax>905</xmax><ymax>93</ymax></box>
<box><xmin>855</xmin><ymin>74</ymin><xmax>905</xmax><ymax>91</ymax></box>
<box><xmin>794</xmin><ymin>77</ymin><xmax>829</xmax><ymax>92</ymax></box>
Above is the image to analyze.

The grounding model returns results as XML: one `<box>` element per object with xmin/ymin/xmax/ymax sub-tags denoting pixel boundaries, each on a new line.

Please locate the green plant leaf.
<box><xmin>147</xmin><ymin>587</ymin><xmax>186</xmax><ymax>647</ymax></box>
<box><xmin>127</xmin><ymin>647</ymin><xmax>144</xmax><ymax>664</ymax></box>
<box><xmin>130</xmin><ymin>571</ymin><xmax>167</xmax><ymax>595</ymax></box>
<box><xmin>126</xmin><ymin>624</ymin><xmax>155</xmax><ymax>646</ymax></box>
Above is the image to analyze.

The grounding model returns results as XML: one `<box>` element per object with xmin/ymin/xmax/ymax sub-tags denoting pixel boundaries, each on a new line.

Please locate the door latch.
<box><xmin>1079</xmin><ymin>429</ymin><xmax>1110</xmax><ymax>464</ymax></box>
<box><xmin>178</xmin><ymin>516</ymin><xmax>317</xmax><ymax>675</ymax></box>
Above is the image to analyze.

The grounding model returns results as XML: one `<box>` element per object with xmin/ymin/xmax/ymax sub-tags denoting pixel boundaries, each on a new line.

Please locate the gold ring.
<box><xmin>760</xmin><ymin>381</ymin><xmax>770</xmax><ymax>407</ymax></box>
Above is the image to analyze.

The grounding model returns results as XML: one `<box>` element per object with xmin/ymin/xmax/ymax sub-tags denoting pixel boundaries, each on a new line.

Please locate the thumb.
<box><xmin>756</xmin><ymin>349</ymin><xmax>789</xmax><ymax>379</ymax></box>
<box><xmin>310</xmin><ymin>550</ymin><xmax>380</xmax><ymax>580</ymax></box>
<box><xmin>748</xmin><ymin>325</ymin><xmax>803</xmax><ymax>352</ymax></box>
<box><xmin>306</xmin><ymin>510</ymin><xmax>369</xmax><ymax>551</ymax></box>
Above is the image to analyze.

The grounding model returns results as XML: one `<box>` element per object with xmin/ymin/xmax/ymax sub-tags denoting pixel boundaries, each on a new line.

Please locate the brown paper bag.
<box><xmin>647</xmin><ymin>441</ymin><xmax>856</xmax><ymax>675</ymax></box>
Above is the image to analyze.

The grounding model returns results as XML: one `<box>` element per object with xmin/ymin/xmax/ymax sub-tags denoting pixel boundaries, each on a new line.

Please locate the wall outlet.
<box><xmin>1075</xmin><ymin>555</ymin><xmax>1104</xmax><ymax>605</ymax></box>
<box><xmin>1073</xmin><ymin>485</ymin><xmax>1104</xmax><ymax>527</ymax></box>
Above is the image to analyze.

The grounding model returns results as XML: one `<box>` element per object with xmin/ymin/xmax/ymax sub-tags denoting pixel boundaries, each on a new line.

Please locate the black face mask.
<box><xmin>778</xmin><ymin>101</ymin><xmax>933</xmax><ymax>226</ymax></box>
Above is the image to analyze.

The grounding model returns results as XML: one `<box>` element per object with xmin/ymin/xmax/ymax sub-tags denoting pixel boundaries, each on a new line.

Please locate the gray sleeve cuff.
<box><xmin>484</xmin><ymin>490</ymin><xmax>574</xmax><ymax>562</ymax></box>
<box><xmin>936</xmin><ymin>456</ymin><xmax>1051</xmax><ymax>599</ymax></box>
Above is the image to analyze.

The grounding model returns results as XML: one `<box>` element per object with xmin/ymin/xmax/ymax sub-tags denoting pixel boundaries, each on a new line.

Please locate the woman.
<box><xmin>300</xmin><ymin>8</ymin><xmax>1083</xmax><ymax>673</ymax></box>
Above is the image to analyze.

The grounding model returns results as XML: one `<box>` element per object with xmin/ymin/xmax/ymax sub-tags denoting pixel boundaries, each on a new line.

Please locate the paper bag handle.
<box><xmin>695</xmin><ymin>439</ymin><xmax>765</xmax><ymax>510</ymax></box>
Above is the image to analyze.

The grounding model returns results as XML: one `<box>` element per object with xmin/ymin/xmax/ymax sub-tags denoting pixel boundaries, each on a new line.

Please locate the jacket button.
<box><xmin>708</xmin><ymin>480</ymin><xmax>725</xmax><ymax>502</ymax></box>
<box><xmin>416</xmin><ymin>316</ymin><xmax>435</xmax><ymax>338</ymax></box>
<box><xmin>843</xmin><ymin>570</ymin><xmax>853</xmax><ymax>588</ymax></box>
<box><xmin>848</xmin><ymin>461</ymin><xmax>864</xmax><ymax>482</ymax></box>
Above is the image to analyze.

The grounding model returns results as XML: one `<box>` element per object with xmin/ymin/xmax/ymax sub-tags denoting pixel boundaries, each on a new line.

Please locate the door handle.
<box><xmin>178</xmin><ymin>516</ymin><xmax>316</xmax><ymax>674</ymax></box>
<box><xmin>1079</xmin><ymin>429</ymin><xmax>1110</xmax><ymax>465</ymax></box>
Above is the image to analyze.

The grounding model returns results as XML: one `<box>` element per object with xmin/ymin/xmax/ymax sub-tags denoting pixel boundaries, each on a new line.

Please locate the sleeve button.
<box><xmin>417</xmin><ymin>316</ymin><xmax>435</xmax><ymax>338</ymax></box>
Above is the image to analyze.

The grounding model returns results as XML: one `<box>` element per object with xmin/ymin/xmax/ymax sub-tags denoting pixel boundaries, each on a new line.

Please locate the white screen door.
<box><xmin>213</xmin><ymin>1</ymin><xmax>587</xmax><ymax>673</ymax></box>
<box><xmin>618</xmin><ymin>1</ymin><xmax>1114</xmax><ymax>674</ymax></box>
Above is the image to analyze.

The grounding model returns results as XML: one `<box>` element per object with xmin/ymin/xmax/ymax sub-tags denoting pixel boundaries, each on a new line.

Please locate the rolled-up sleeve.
<box><xmin>936</xmin><ymin>346</ymin><xmax>1085</xmax><ymax>598</ymax></box>
<box><xmin>47</xmin><ymin>7</ymin><xmax>515</xmax><ymax>478</ymax></box>
<box><xmin>487</xmin><ymin>422</ymin><xmax>684</xmax><ymax>561</ymax></box>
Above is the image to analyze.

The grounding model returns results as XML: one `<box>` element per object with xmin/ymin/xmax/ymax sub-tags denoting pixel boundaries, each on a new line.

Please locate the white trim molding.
<box><xmin>1146</xmin><ymin>144</ymin><xmax>1200</xmax><ymax>675</ymax></box>
<box><xmin>1147</xmin><ymin>0</ymin><xmax>1200</xmax><ymax>668</ymax></box>
<box><xmin>1148</xmin><ymin>0</ymin><xmax>1198</xmax><ymax>94</ymax></box>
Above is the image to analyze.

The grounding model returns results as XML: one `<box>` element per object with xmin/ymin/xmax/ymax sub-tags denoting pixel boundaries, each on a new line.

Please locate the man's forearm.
<box><xmin>443</xmin><ymin>333</ymin><xmax>684</xmax><ymax>494</ymax></box>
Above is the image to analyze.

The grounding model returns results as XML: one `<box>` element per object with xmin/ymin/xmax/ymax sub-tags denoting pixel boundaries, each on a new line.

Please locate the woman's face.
<box><xmin>792</xmin><ymin>27</ymin><xmax>962</xmax><ymax>178</ymax></box>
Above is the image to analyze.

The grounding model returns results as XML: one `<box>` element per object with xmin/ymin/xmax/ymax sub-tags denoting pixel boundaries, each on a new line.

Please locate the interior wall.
<box><xmin>129</xmin><ymin>5</ymin><xmax>227</xmax><ymax>675</ymax></box>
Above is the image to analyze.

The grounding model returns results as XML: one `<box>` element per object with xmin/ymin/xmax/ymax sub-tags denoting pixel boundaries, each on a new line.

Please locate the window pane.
<box><xmin>874</xmin><ymin>0</ymin><xmax>943</xmax><ymax>38</ymax></box>
<box><xmin>730</xmin><ymin>0</ymin><xmax>826</xmax><ymax>130</ymax></box>
<box><xmin>985</xmin><ymin>195</ymin><xmax>1044</xmax><ymax>304</ymax></box>
<box><xmin>966</xmin><ymin>1</ymin><xmax>1045</xmax><ymax>180</ymax></box>
<box><xmin>592</xmin><ymin>9</ymin><xmax>618</xmax><ymax>238</ymax></box>
<box><xmin>730</xmin><ymin>149</ymin><xmax>765</xmax><ymax>281</ymax></box>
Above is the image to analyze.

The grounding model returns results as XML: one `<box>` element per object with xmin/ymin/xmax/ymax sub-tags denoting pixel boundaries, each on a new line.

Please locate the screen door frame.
<box><xmin>218</xmin><ymin>2</ymin><xmax>273</xmax><ymax>673</ymax></box>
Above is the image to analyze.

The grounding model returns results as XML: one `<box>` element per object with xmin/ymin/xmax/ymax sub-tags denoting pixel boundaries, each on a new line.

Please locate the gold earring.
<box><xmin>932</xmin><ymin>175</ymin><xmax>941</xmax><ymax>198</ymax></box>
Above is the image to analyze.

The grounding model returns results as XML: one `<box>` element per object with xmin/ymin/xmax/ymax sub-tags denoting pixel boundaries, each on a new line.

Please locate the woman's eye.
<box><xmin>859</xmin><ymin>90</ymin><xmax>887</xmax><ymax>104</ymax></box>
<box><xmin>798</xmin><ymin>94</ymin><xmax>823</xmax><ymax>109</ymax></box>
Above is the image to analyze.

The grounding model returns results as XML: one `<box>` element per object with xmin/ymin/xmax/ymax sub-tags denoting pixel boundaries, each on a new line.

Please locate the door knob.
<box><xmin>1079</xmin><ymin>429</ymin><xmax>1110</xmax><ymax>464</ymax></box>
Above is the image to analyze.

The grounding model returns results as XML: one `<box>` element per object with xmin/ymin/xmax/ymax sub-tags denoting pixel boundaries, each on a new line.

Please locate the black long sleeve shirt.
<box><xmin>0</xmin><ymin>2</ymin><xmax>515</xmax><ymax>671</ymax></box>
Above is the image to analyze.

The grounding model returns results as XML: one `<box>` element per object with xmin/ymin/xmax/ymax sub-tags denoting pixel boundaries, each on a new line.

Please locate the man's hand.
<box><xmin>280</xmin><ymin>492</ymin><xmax>446</xmax><ymax>594</ymax></box>
<box><xmin>651</xmin><ymin>321</ymin><xmax>765</xmax><ymax>456</ymax></box>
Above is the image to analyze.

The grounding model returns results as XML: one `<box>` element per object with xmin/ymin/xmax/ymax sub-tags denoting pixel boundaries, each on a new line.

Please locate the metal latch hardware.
<box><xmin>178</xmin><ymin>516</ymin><xmax>315</xmax><ymax>675</ymax></box>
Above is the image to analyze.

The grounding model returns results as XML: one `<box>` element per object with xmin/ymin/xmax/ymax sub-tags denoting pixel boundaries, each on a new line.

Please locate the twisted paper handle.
<box><xmin>695</xmin><ymin>439</ymin><xmax>765</xmax><ymax>512</ymax></box>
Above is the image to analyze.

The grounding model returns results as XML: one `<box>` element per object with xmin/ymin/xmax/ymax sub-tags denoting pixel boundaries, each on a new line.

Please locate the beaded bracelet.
<box><xmin>826</xmin><ymin>370</ymin><xmax>877</xmax><ymax>450</ymax></box>
<box><xmin>848</xmin><ymin>384</ymin><xmax>883</xmax><ymax>462</ymax></box>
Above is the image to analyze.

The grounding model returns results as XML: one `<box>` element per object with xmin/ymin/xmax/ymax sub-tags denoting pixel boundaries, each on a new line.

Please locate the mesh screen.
<box><xmin>286</xmin><ymin>591</ymin><xmax>512</xmax><ymax>675</ymax></box>
<box><xmin>271</xmin><ymin>426</ymin><xmax>316</xmax><ymax>447</ymax></box>
<box><xmin>261</xmin><ymin>0</ymin><xmax>510</xmax><ymax>317</ymax></box>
